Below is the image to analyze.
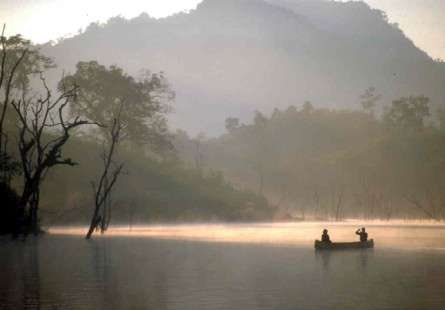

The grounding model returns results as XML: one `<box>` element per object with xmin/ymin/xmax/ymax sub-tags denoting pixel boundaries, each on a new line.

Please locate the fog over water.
<box><xmin>51</xmin><ymin>221</ymin><xmax>445</xmax><ymax>250</ymax></box>
<box><xmin>1</xmin><ymin>1</ymin><xmax>445</xmax><ymax>309</ymax></box>
<box><xmin>2</xmin><ymin>222</ymin><xmax>444</xmax><ymax>309</ymax></box>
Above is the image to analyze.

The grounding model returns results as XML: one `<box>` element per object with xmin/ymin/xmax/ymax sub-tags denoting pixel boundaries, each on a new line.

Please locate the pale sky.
<box><xmin>360</xmin><ymin>0</ymin><xmax>445</xmax><ymax>60</ymax></box>
<box><xmin>0</xmin><ymin>0</ymin><xmax>444</xmax><ymax>60</ymax></box>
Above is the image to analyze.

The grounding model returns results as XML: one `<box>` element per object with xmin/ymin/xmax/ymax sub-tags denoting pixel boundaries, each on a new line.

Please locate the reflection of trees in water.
<box><xmin>315</xmin><ymin>250</ymin><xmax>332</xmax><ymax>271</ymax></box>
<box><xmin>22</xmin><ymin>239</ymin><xmax>41</xmax><ymax>310</ymax></box>
<box><xmin>91</xmin><ymin>239</ymin><xmax>112</xmax><ymax>308</ymax></box>
<box><xmin>89</xmin><ymin>239</ymin><xmax>169</xmax><ymax>309</ymax></box>
<box><xmin>140</xmin><ymin>244</ymin><xmax>169</xmax><ymax>309</ymax></box>
<box><xmin>359</xmin><ymin>250</ymin><xmax>370</xmax><ymax>270</ymax></box>
<box><xmin>316</xmin><ymin>249</ymin><xmax>372</xmax><ymax>271</ymax></box>
<box><xmin>0</xmin><ymin>242</ymin><xmax>19</xmax><ymax>308</ymax></box>
<box><xmin>150</xmin><ymin>268</ymin><xmax>168</xmax><ymax>310</ymax></box>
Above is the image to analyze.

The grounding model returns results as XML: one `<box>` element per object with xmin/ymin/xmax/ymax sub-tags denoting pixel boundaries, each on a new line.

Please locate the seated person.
<box><xmin>355</xmin><ymin>227</ymin><xmax>368</xmax><ymax>242</ymax></box>
<box><xmin>321</xmin><ymin>229</ymin><xmax>331</xmax><ymax>243</ymax></box>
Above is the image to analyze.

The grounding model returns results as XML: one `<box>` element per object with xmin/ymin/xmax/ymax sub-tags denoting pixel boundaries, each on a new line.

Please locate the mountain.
<box><xmin>41</xmin><ymin>0</ymin><xmax>445</xmax><ymax>135</ymax></box>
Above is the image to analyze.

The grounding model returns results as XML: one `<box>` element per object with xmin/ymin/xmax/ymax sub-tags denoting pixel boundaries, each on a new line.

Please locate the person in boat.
<box><xmin>355</xmin><ymin>227</ymin><xmax>368</xmax><ymax>242</ymax></box>
<box><xmin>321</xmin><ymin>229</ymin><xmax>331</xmax><ymax>243</ymax></box>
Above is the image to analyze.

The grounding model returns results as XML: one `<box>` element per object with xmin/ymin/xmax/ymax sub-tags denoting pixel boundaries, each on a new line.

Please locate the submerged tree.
<box><xmin>199</xmin><ymin>98</ymin><xmax>445</xmax><ymax>220</ymax></box>
<box><xmin>59</xmin><ymin>61</ymin><xmax>175</xmax><ymax>238</ymax></box>
<box><xmin>252</xmin><ymin>111</ymin><xmax>268</xmax><ymax>195</ymax></box>
<box><xmin>86</xmin><ymin>112</ymin><xmax>124</xmax><ymax>239</ymax></box>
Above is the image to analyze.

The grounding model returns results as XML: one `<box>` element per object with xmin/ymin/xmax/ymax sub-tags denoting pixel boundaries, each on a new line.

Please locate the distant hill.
<box><xmin>41</xmin><ymin>0</ymin><xmax>445</xmax><ymax>135</ymax></box>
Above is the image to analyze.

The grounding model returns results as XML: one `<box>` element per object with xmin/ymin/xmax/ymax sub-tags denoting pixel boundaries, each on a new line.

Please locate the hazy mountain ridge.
<box><xmin>42</xmin><ymin>0</ymin><xmax>445</xmax><ymax>135</ymax></box>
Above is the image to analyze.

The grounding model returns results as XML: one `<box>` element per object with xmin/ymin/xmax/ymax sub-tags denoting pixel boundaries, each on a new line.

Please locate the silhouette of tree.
<box><xmin>359</xmin><ymin>87</ymin><xmax>381</xmax><ymax>114</ymax></box>
<box><xmin>384</xmin><ymin>95</ymin><xmax>430</xmax><ymax>130</ymax></box>
<box><xmin>0</xmin><ymin>26</ymin><xmax>54</xmax><ymax>150</ymax></box>
<box><xmin>11</xmin><ymin>75</ymin><xmax>93</xmax><ymax>236</ymax></box>
<box><xmin>199</xmin><ymin>101</ymin><xmax>445</xmax><ymax>221</ymax></box>
<box><xmin>0</xmin><ymin>26</ymin><xmax>58</xmax><ymax>235</ymax></box>
<box><xmin>225</xmin><ymin>117</ymin><xmax>240</xmax><ymax>133</ymax></box>
<box><xmin>86</xmin><ymin>110</ymin><xmax>124</xmax><ymax>239</ymax></box>
<box><xmin>302</xmin><ymin>101</ymin><xmax>314</xmax><ymax>114</ymax></box>
<box><xmin>59</xmin><ymin>61</ymin><xmax>174</xmax><ymax>153</ymax></box>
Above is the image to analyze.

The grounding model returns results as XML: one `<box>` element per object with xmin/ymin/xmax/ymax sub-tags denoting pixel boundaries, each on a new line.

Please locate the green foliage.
<box><xmin>0</xmin><ymin>32</ymin><xmax>272</xmax><ymax>232</ymax></box>
<box><xmin>59</xmin><ymin>61</ymin><xmax>174</xmax><ymax>152</ymax></box>
<box><xmin>225</xmin><ymin>117</ymin><xmax>240</xmax><ymax>133</ymax></box>
<box><xmin>384</xmin><ymin>96</ymin><xmax>430</xmax><ymax>131</ymax></box>
<box><xmin>39</xmin><ymin>136</ymin><xmax>272</xmax><ymax>224</ymax></box>
<box><xmin>437</xmin><ymin>108</ymin><xmax>445</xmax><ymax>131</ymax></box>
<box><xmin>0</xmin><ymin>150</ymin><xmax>20</xmax><ymax>182</ymax></box>
<box><xmin>0</xmin><ymin>33</ymin><xmax>54</xmax><ymax>92</ymax></box>
<box><xmin>190</xmin><ymin>99</ymin><xmax>445</xmax><ymax>220</ymax></box>
<box><xmin>302</xmin><ymin>101</ymin><xmax>314</xmax><ymax>114</ymax></box>
<box><xmin>359</xmin><ymin>87</ymin><xmax>381</xmax><ymax>114</ymax></box>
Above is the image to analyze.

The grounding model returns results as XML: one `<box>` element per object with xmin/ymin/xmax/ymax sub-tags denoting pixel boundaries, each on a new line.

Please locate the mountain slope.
<box><xmin>42</xmin><ymin>0</ymin><xmax>445</xmax><ymax>135</ymax></box>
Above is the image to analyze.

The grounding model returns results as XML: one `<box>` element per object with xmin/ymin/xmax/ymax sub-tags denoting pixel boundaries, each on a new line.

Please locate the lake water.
<box><xmin>1</xmin><ymin>222</ymin><xmax>445</xmax><ymax>309</ymax></box>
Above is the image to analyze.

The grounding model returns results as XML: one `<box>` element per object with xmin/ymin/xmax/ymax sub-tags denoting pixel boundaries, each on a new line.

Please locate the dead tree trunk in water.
<box><xmin>334</xmin><ymin>188</ymin><xmax>344</xmax><ymax>222</ymax></box>
<box><xmin>405</xmin><ymin>195</ymin><xmax>440</xmax><ymax>222</ymax></box>
<box><xmin>128</xmin><ymin>199</ymin><xmax>135</xmax><ymax>232</ymax></box>
<box><xmin>86</xmin><ymin>116</ymin><xmax>123</xmax><ymax>239</ymax></box>
<box><xmin>258</xmin><ymin>166</ymin><xmax>264</xmax><ymax>196</ymax></box>
<box><xmin>275</xmin><ymin>186</ymin><xmax>287</xmax><ymax>209</ymax></box>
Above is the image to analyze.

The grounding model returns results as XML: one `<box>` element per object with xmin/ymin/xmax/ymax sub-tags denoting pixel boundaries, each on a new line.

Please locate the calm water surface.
<box><xmin>1</xmin><ymin>222</ymin><xmax>445</xmax><ymax>309</ymax></box>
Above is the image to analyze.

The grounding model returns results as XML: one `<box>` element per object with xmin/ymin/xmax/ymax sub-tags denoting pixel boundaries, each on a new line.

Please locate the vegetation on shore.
<box><xmin>0</xmin><ymin>31</ymin><xmax>271</xmax><ymax>237</ymax></box>
<box><xmin>1</xmin><ymin>24</ymin><xmax>445</xmax><ymax>239</ymax></box>
<box><xmin>177</xmin><ymin>94</ymin><xmax>445</xmax><ymax>221</ymax></box>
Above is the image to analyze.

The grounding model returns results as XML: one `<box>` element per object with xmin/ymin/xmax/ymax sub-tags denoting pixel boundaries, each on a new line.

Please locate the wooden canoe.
<box><xmin>314</xmin><ymin>239</ymin><xmax>374</xmax><ymax>250</ymax></box>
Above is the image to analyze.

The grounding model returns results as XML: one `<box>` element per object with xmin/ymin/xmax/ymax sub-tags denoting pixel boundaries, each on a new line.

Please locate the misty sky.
<box><xmin>1</xmin><ymin>0</ymin><xmax>444</xmax><ymax>60</ymax></box>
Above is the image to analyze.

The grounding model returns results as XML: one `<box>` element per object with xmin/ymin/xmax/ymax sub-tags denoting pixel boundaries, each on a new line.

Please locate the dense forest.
<box><xmin>35</xmin><ymin>136</ymin><xmax>272</xmax><ymax>226</ymax></box>
<box><xmin>0</xmin><ymin>33</ymin><xmax>271</xmax><ymax>237</ymax></box>
<box><xmin>176</xmin><ymin>94</ymin><xmax>445</xmax><ymax>221</ymax></box>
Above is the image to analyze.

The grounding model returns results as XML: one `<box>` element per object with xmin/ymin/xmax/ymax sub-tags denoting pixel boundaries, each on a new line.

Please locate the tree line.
<box><xmin>0</xmin><ymin>29</ymin><xmax>272</xmax><ymax>238</ymax></box>
<box><xmin>181</xmin><ymin>89</ymin><xmax>445</xmax><ymax>221</ymax></box>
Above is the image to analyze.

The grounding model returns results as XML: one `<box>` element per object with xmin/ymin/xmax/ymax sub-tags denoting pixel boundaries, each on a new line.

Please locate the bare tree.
<box><xmin>275</xmin><ymin>185</ymin><xmax>288</xmax><ymax>209</ymax></box>
<box><xmin>379</xmin><ymin>195</ymin><xmax>393</xmax><ymax>221</ymax></box>
<box><xmin>193</xmin><ymin>132</ymin><xmax>206</xmax><ymax>170</ymax></box>
<box><xmin>86</xmin><ymin>114</ymin><xmax>124</xmax><ymax>239</ymax></box>
<box><xmin>313</xmin><ymin>189</ymin><xmax>323</xmax><ymax>220</ymax></box>
<box><xmin>11</xmin><ymin>75</ymin><xmax>92</xmax><ymax>236</ymax></box>
<box><xmin>404</xmin><ymin>191</ymin><xmax>441</xmax><ymax>222</ymax></box>
<box><xmin>332</xmin><ymin>186</ymin><xmax>344</xmax><ymax>222</ymax></box>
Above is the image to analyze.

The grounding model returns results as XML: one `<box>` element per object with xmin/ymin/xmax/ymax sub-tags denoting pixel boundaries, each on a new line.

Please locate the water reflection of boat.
<box><xmin>314</xmin><ymin>239</ymin><xmax>374</xmax><ymax>250</ymax></box>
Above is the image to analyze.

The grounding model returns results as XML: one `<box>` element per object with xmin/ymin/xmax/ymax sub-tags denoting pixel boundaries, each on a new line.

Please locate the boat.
<box><xmin>314</xmin><ymin>239</ymin><xmax>374</xmax><ymax>250</ymax></box>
